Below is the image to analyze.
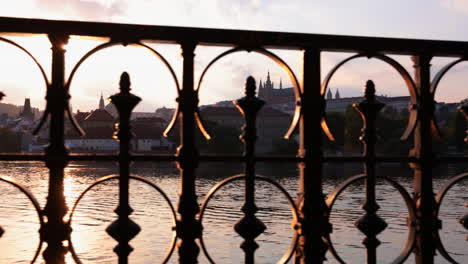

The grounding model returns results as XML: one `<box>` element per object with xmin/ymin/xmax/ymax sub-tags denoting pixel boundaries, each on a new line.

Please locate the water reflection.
<box><xmin>0</xmin><ymin>161</ymin><xmax>466</xmax><ymax>263</ymax></box>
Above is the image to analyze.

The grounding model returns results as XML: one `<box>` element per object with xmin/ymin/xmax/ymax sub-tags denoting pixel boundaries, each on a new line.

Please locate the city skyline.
<box><xmin>0</xmin><ymin>1</ymin><xmax>467</xmax><ymax>112</ymax></box>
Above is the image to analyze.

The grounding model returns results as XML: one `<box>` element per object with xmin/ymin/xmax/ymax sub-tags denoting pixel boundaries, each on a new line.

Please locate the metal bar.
<box><xmin>176</xmin><ymin>41</ymin><xmax>202</xmax><ymax>263</ymax></box>
<box><xmin>41</xmin><ymin>33</ymin><xmax>70</xmax><ymax>264</ymax></box>
<box><xmin>0</xmin><ymin>154</ymin><xmax>465</xmax><ymax>164</ymax></box>
<box><xmin>353</xmin><ymin>81</ymin><xmax>387</xmax><ymax>264</ymax></box>
<box><xmin>1</xmin><ymin>17</ymin><xmax>468</xmax><ymax>56</ymax></box>
<box><xmin>233</xmin><ymin>77</ymin><xmax>266</xmax><ymax>264</ymax></box>
<box><xmin>106</xmin><ymin>72</ymin><xmax>141</xmax><ymax>264</ymax></box>
<box><xmin>410</xmin><ymin>55</ymin><xmax>437</xmax><ymax>264</ymax></box>
<box><xmin>294</xmin><ymin>48</ymin><xmax>330</xmax><ymax>264</ymax></box>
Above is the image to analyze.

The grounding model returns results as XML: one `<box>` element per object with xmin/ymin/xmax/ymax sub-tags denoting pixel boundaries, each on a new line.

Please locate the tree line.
<box><xmin>186</xmin><ymin>103</ymin><xmax>467</xmax><ymax>156</ymax></box>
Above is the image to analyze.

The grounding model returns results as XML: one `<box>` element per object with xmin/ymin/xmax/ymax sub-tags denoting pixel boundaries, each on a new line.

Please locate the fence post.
<box><xmin>353</xmin><ymin>80</ymin><xmax>387</xmax><ymax>264</ymax></box>
<box><xmin>41</xmin><ymin>33</ymin><xmax>70</xmax><ymax>264</ymax></box>
<box><xmin>176</xmin><ymin>41</ymin><xmax>201</xmax><ymax>263</ymax></box>
<box><xmin>295</xmin><ymin>48</ymin><xmax>330</xmax><ymax>263</ymax></box>
<box><xmin>233</xmin><ymin>76</ymin><xmax>266</xmax><ymax>264</ymax></box>
<box><xmin>106</xmin><ymin>72</ymin><xmax>142</xmax><ymax>264</ymax></box>
<box><xmin>410</xmin><ymin>55</ymin><xmax>437</xmax><ymax>264</ymax></box>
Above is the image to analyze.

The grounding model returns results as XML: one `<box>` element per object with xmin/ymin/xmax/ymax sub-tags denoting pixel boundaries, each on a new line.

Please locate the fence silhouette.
<box><xmin>0</xmin><ymin>17</ymin><xmax>467</xmax><ymax>264</ymax></box>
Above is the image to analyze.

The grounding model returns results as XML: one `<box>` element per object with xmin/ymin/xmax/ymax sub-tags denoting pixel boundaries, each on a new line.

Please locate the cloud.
<box><xmin>34</xmin><ymin>0</ymin><xmax>127</xmax><ymax>21</ymax></box>
<box><xmin>441</xmin><ymin>0</ymin><xmax>468</xmax><ymax>15</ymax></box>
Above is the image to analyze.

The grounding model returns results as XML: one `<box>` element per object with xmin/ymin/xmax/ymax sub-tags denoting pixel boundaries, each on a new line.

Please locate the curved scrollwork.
<box><xmin>430</xmin><ymin>58</ymin><xmax>467</xmax><ymax>95</ymax></box>
<box><xmin>0</xmin><ymin>176</ymin><xmax>44</xmax><ymax>264</ymax></box>
<box><xmin>0</xmin><ymin>37</ymin><xmax>49</xmax><ymax>85</ymax></box>
<box><xmin>0</xmin><ymin>37</ymin><xmax>50</xmax><ymax>135</ymax></box>
<box><xmin>433</xmin><ymin>172</ymin><xmax>468</xmax><ymax>264</ymax></box>
<box><xmin>427</xmin><ymin>57</ymin><xmax>468</xmax><ymax>142</ymax></box>
<box><xmin>321</xmin><ymin>53</ymin><xmax>418</xmax><ymax>140</ymax></box>
<box><xmin>65</xmin><ymin>40</ymin><xmax>181</xmax><ymax>137</ymax></box>
<box><xmin>325</xmin><ymin>174</ymin><xmax>416</xmax><ymax>264</ymax></box>
<box><xmin>193</xmin><ymin>46</ymin><xmax>302</xmax><ymax>140</ymax></box>
<box><xmin>67</xmin><ymin>174</ymin><xmax>178</xmax><ymax>264</ymax></box>
<box><xmin>198</xmin><ymin>174</ymin><xmax>299</xmax><ymax>264</ymax></box>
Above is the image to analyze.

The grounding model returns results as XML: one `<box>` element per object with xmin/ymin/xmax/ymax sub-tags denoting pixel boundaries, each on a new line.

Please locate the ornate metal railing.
<box><xmin>0</xmin><ymin>17</ymin><xmax>467</xmax><ymax>264</ymax></box>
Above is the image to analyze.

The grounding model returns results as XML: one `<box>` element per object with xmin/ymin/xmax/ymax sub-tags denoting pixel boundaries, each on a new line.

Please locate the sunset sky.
<box><xmin>0</xmin><ymin>0</ymin><xmax>467</xmax><ymax>112</ymax></box>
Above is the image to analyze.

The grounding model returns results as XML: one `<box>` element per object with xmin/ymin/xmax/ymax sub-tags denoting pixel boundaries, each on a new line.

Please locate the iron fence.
<box><xmin>0</xmin><ymin>17</ymin><xmax>467</xmax><ymax>264</ymax></box>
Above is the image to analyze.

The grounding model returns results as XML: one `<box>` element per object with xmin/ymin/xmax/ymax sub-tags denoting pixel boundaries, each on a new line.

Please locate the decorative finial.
<box><xmin>245</xmin><ymin>76</ymin><xmax>256</xmax><ymax>98</ymax></box>
<box><xmin>106</xmin><ymin>71</ymin><xmax>141</xmax><ymax>258</ymax></box>
<box><xmin>119</xmin><ymin>72</ymin><xmax>131</xmax><ymax>93</ymax></box>
<box><xmin>364</xmin><ymin>80</ymin><xmax>376</xmax><ymax>101</ymax></box>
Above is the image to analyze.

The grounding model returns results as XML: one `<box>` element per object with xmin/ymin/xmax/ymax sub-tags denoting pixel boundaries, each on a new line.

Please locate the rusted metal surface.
<box><xmin>410</xmin><ymin>55</ymin><xmax>438</xmax><ymax>264</ymax></box>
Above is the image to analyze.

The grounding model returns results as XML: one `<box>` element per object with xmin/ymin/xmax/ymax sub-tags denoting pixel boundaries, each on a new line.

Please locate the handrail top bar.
<box><xmin>1</xmin><ymin>16</ymin><xmax>468</xmax><ymax>56</ymax></box>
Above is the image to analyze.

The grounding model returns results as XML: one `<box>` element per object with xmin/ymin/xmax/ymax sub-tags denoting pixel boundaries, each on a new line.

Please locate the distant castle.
<box><xmin>258</xmin><ymin>71</ymin><xmax>294</xmax><ymax>105</ymax></box>
<box><xmin>256</xmin><ymin>71</ymin><xmax>411</xmax><ymax>114</ymax></box>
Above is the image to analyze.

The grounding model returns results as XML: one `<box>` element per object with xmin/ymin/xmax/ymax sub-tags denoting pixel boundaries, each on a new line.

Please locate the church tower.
<box><xmin>99</xmin><ymin>93</ymin><xmax>105</xmax><ymax>110</ymax></box>
<box><xmin>258</xmin><ymin>71</ymin><xmax>273</xmax><ymax>101</ymax></box>
<box><xmin>327</xmin><ymin>89</ymin><xmax>333</xmax><ymax>100</ymax></box>
<box><xmin>335</xmin><ymin>89</ymin><xmax>341</xmax><ymax>99</ymax></box>
<box><xmin>19</xmin><ymin>98</ymin><xmax>35</xmax><ymax>121</ymax></box>
<box><xmin>258</xmin><ymin>79</ymin><xmax>264</xmax><ymax>99</ymax></box>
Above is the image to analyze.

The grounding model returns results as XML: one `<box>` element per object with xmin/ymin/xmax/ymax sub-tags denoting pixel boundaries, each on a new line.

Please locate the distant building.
<box><xmin>66</xmin><ymin>107</ymin><xmax>117</xmax><ymax>152</ymax></box>
<box><xmin>201</xmin><ymin>106</ymin><xmax>243</xmax><ymax>128</ymax></box>
<box><xmin>257</xmin><ymin>71</ymin><xmax>412</xmax><ymax>114</ymax></box>
<box><xmin>82</xmin><ymin>108</ymin><xmax>115</xmax><ymax>129</ymax></box>
<box><xmin>155</xmin><ymin>107</ymin><xmax>175</xmax><ymax>122</ymax></box>
<box><xmin>105</xmin><ymin>101</ymin><xmax>161</xmax><ymax>120</ymax></box>
<box><xmin>132</xmin><ymin>117</ymin><xmax>173</xmax><ymax>151</ymax></box>
<box><xmin>18</xmin><ymin>98</ymin><xmax>35</xmax><ymax>121</ymax></box>
<box><xmin>66</xmin><ymin>94</ymin><xmax>173</xmax><ymax>152</ymax></box>
<box><xmin>325</xmin><ymin>90</ymin><xmax>411</xmax><ymax>113</ymax></box>
<box><xmin>258</xmin><ymin>71</ymin><xmax>295</xmax><ymax>105</ymax></box>
<box><xmin>201</xmin><ymin>105</ymin><xmax>291</xmax><ymax>153</ymax></box>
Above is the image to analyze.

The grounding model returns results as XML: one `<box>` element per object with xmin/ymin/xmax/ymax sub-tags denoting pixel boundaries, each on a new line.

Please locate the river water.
<box><xmin>0</xmin><ymin>161</ymin><xmax>466</xmax><ymax>263</ymax></box>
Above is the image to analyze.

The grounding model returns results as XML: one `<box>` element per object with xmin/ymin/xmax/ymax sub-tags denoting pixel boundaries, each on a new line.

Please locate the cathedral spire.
<box><xmin>327</xmin><ymin>89</ymin><xmax>333</xmax><ymax>100</ymax></box>
<box><xmin>264</xmin><ymin>71</ymin><xmax>273</xmax><ymax>90</ymax></box>
<box><xmin>335</xmin><ymin>89</ymin><xmax>341</xmax><ymax>99</ymax></box>
<box><xmin>99</xmin><ymin>92</ymin><xmax>105</xmax><ymax>110</ymax></box>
